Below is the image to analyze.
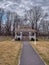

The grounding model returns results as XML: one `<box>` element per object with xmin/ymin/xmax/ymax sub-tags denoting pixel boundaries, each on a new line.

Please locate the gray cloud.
<box><xmin>0</xmin><ymin>0</ymin><xmax>49</xmax><ymax>16</ymax></box>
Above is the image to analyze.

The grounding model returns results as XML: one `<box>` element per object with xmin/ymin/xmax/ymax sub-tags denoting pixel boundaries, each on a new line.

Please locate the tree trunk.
<box><xmin>0</xmin><ymin>20</ymin><xmax>1</xmax><ymax>35</ymax></box>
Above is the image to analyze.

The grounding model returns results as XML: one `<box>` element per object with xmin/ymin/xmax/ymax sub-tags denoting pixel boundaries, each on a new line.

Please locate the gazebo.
<box><xmin>15</xmin><ymin>25</ymin><xmax>36</xmax><ymax>41</ymax></box>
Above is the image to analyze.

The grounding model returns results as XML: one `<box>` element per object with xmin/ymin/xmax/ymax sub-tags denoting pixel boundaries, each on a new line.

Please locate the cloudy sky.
<box><xmin>0</xmin><ymin>0</ymin><xmax>49</xmax><ymax>16</ymax></box>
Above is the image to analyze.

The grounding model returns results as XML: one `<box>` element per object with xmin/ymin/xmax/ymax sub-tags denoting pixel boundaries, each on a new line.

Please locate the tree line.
<box><xmin>0</xmin><ymin>6</ymin><xmax>49</xmax><ymax>38</ymax></box>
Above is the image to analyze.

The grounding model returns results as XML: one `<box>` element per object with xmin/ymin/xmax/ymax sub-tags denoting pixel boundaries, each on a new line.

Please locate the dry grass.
<box><xmin>0</xmin><ymin>36</ymin><xmax>13</xmax><ymax>41</ymax></box>
<box><xmin>30</xmin><ymin>41</ymin><xmax>49</xmax><ymax>65</ymax></box>
<box><xmin>0</xmin><ymin>38</ymin><xmax>22</xmax><ymax>65</ymax></box>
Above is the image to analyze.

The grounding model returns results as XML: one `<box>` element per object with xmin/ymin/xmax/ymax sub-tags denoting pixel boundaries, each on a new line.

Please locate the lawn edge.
<box><xmin>30</xmin><ymin>43</ymin><xmax>47</xmax><ymax>65</ymax></box>
<box><xmin>18</xmin><ymin>42</ymin><xmax>23</xmax><ymax>65</ymax></box>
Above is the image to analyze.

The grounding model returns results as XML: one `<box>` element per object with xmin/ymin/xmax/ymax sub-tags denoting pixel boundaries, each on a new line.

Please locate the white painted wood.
<box><xmin>20</xmin><ymin>32</ymin><xmax>22</xmax><ymax>40</ymax></box>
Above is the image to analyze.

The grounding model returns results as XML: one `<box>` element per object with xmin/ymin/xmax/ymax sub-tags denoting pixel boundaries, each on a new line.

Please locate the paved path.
<box><xmin>20</xmin><ymin>41</ymin><xmax>45</xmax><ymax>65</ymax></box>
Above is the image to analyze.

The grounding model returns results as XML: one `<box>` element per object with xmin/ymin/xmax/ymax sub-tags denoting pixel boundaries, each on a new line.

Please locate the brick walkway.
<box><xmin>20</xmin><ymin>41</ymin><xmax>45</xmax><ymax>65</ymax></box>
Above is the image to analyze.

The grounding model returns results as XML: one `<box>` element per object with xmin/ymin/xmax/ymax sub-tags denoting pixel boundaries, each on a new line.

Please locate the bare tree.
<box><xmin>38</xmin><ymin>13</ymin><xmax>48</xmax><ymax>33</ymax></box>
<box><xmin>26</xmin><ymin>6</ymin><xmax>42</xmax><ymax>30</ymax></box>
<box><xmin>13</xmin><ymin>14</ymin><xmax>20</xmax><ymax>36</ymax></box>
<box><xmin>5</xmin><ymin>11</ymin><xmax>11</xmax><ymax>35</ymax></box>
<box><xmin>38</xmin><ymin>13</ymin><xmax>49</xmax><ymax>39</ymax></box>
<box><xmin>32</xmin><ymin>6</ymin><xmax>42</xmax><ymax>30</ymax></box>
<box><xmin>26</xmin><ymin>6</ymin><xmax>42</xmax><ymax>39</ymax></box>
<box><xmin>0</xmin><ymin>8</ymin><xmax>4</xmax><ymax>35</ymax></box>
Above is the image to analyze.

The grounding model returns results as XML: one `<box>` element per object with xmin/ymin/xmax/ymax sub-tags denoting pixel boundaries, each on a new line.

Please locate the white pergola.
<box><xmin>15</xmin><ymin>25</ymin><xmax>36</xmax><ymax>41</ymax></box>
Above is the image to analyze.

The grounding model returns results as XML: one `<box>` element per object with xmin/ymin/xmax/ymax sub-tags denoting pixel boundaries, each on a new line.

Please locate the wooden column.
<box><xmin>15</xmin><ymin>33</ymin><xmax>17</xmax><ymax>40</ymax></box>
<box><xmin>29</xmin><ymin>32</ymin><xmax>31</xmax><ymax>40</ymax></box>
<box><xmin>20</xmin><ymin>32</ymin><xmax>22</xmax><ymax>40</ymax></box>
<box><xmin>15</xmin><ymin>22</ymin><xmax>17</xmax><ymax>40</ymax></box>
<box><xmin>34</xmin><ymin>32</ymin><xmax>36</xmax><ymax>45</ymax></box>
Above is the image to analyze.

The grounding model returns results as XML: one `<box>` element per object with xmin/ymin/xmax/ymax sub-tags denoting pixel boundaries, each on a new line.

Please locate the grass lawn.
<box><xmin>0</xmin><ymin>36</ymin><xmax>22</xmax><ymax>65</ymax></box>
<box><xmin>30</xmin><ymin>41</ymin><xmax>49</xmax><ymax>65</ymax></box>
<box><xmin>0</xmin><ymin>36</ymin><xmax>13</xmax><ymax>41</ymax></box>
